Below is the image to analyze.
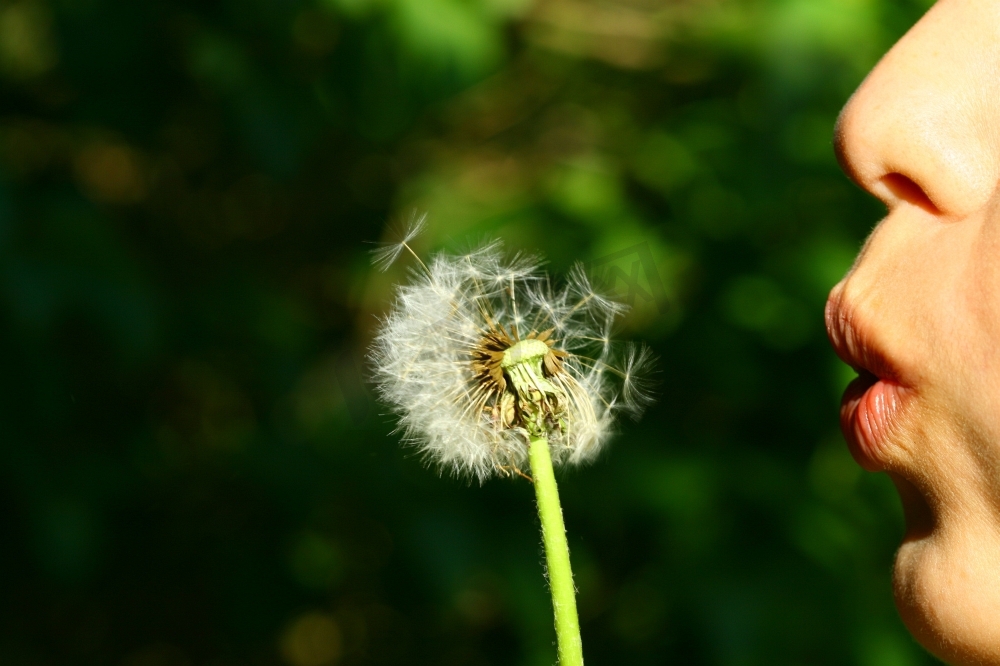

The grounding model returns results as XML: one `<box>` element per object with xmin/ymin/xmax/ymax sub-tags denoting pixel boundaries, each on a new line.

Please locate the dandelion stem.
<box><xmin>529</xmin><ymin>436</ymin><xmax>584</xmax><ymax>666</ymax></box>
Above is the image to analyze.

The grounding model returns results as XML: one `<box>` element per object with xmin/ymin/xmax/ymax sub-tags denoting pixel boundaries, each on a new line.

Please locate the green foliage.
<box><xmin>0</xmin><ymin>0</ymin><xmax>942</xmax><ymax>664</ymax></box>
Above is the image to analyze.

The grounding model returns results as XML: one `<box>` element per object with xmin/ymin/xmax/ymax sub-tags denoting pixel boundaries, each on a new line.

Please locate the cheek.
<box><xmin>894</xmin><ymin>515</ymin><xmax>1000</xmax><ymax>666</ymax></box>
<box><xmin>883</xmin><ymin>209</ymin><xmax>1000</xmax><ymax>444</ymax></box>
<box><xmin>947</xmin><ymin>217</ymin><xmax>1000</xmax><ymax>439</ymax></box>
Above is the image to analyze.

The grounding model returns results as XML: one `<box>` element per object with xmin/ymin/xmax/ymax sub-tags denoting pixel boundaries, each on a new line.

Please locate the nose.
<box><xmin>834</xmin><ymin>0</ymin><xmax>1000</xmax><ymax>217</ymax></box>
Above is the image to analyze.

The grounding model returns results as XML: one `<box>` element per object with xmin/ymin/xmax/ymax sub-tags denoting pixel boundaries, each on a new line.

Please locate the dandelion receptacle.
<box><xmin>370</xmin><ymin>219</ymin><xmax>653</xmax><ymax>664</ymax></box>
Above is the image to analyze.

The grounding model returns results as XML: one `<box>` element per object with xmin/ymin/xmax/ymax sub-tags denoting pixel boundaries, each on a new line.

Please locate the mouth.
<box><xmin>826</xmin><ymin>292</ymin><xmax>910</xmax><ymax>472</ymax></box>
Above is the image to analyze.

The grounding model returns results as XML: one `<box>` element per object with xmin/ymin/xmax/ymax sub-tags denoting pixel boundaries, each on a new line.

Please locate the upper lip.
<box><xmin>824</xmin><ymin>286</ymin><xmax>903</xmax><ymax>384</ymax></box>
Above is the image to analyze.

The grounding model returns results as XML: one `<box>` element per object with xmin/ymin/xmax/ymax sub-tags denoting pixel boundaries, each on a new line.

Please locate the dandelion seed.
<box><xmin>372</xmin><ymin>211</ymin><xmax>428</xmax><ymax>272</ymax></box>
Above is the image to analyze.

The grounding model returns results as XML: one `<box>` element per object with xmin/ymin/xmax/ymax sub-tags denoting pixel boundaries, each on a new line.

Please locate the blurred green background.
<box><xmin>0</xmin><ymin>0</ymin><xmax>943</xmax><ymax>664</ymax></box>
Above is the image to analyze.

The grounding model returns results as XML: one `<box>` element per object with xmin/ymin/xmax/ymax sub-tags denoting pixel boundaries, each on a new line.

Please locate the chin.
<box><xmin>892</xmin><ymin>509</ymin><xmax>1000</xmax><ymax>666</ymax></box>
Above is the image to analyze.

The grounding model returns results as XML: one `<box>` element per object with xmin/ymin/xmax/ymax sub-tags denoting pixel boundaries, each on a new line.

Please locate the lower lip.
<box><xmin>840</xmin><ymin>372</ymin><xmax>905</xmax><ymax>471</ymax></box>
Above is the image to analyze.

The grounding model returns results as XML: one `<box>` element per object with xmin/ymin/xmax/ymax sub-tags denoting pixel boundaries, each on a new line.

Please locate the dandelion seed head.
<box><xmin>370</xmin><ymin>241</ymin><xmax>654</xmax><ymax>482</ymax></box>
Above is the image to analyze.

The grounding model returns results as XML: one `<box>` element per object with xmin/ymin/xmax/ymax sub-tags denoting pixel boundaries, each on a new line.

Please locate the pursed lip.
<box><xmin>825</xmin><ymin>288</ymin><xmax>910</xmax><ymax>471</ymax></box>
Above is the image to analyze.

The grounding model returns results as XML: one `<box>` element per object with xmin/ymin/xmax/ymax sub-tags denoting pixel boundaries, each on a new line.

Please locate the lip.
<box><xmin>839</xmin><ymin>370</ymin><xmax>905</xmax><ymax>471</ymax></box>
<box><xmin>825</xmin><ymin>289</ymin><xmax>910</xmax><ymax>471</ymax></box>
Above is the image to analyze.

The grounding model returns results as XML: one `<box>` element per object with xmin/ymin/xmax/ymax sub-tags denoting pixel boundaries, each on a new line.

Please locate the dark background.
<box><xmin>0</xmin><ymin>0</ymin><xmax>943</xmax><ymax>664</ymax></box>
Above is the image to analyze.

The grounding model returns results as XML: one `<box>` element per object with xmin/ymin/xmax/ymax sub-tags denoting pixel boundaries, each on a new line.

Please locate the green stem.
<box><xmin>529</xmin><ymin>436</ymin><xmax>584</xmax><ymax>666</ymax></box>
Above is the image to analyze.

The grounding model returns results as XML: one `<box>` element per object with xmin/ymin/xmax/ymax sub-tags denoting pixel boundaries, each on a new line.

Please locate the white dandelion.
<box><xmin>370</xmin><ymin>240</ymin><xmax>653</xmax><ymax>482</ymax></box>
<box><xmin>369</xmin><ymin>225</ymin><xmax>654</xmax><ymax>666</ymax></box>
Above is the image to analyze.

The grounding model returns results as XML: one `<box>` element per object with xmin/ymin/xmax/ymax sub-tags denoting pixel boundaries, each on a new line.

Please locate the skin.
<box><xmin>829</xmin><ymin>0</ymin><xmax>1000</xmax><ymax>663</ymax></box>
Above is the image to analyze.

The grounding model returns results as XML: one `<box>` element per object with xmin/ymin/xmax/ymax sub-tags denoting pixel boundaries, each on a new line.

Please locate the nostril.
<box><xmin>880</xmin><ymin>173</ymin><xmax>941</xmax><ymax>215</ymax></box>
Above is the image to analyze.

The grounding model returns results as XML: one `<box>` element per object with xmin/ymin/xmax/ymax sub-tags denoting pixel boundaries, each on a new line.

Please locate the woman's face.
<box><xmin>827</xmin><ymin>0</ymin><xmax>1000</xmax><ymax>662</ymax></box>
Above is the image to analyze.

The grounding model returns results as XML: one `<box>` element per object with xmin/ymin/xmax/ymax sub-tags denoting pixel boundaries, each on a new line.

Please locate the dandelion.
<box><xmin>370</xmin><ymin>223</ymin><xmax>653</xmax><ymax>665</ymax></box>
<box><xmin>371</xmin><ymin>242</ymin><xmax>652</xmax><ymax>480</ymax></box>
